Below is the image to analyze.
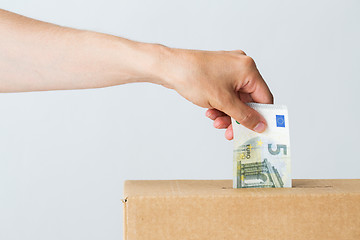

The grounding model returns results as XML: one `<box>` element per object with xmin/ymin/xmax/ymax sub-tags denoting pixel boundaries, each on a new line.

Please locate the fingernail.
<box><xmin>253</xmin><ymin>122</ymin><xmax>266</xmax><ymax>133</ymax></box>
<box><xmin>206</xmin><ymin>111</ymin><xmax>211</xmax><ymax>118</ymax></box>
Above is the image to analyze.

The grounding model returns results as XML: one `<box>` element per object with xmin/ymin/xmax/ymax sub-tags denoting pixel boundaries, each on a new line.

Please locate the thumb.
<box><xmin>223</xmin><ymin>97</ymin><xmax>267</xmax><ymax>133</ymax></box>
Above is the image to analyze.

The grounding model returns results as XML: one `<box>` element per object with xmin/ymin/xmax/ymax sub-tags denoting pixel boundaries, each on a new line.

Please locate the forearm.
<box><xmin>0</xmin><ymin>9</ymin><xmax>165</xmax><ymax>92</ymax></box>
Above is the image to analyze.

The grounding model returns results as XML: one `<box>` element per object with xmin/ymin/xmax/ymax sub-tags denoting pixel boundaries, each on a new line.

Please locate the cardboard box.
<box><xmin>123</xmin><ymin>179</ymin><xmax>360</xmax><ymax>240</ymax></box>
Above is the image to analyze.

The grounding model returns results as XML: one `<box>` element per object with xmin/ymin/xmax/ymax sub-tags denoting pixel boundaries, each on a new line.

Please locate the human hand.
<box><xmin>156</xmin><ymin>47</ymin><xmax>273</xmax><ymax>140</ymax></box>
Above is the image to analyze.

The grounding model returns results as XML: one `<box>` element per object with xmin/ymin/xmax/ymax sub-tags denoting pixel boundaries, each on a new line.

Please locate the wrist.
<box><xmin>140</xmin><ymin>43</ymin><xmax>177</xmax><ymax>89</ymax></box>
<box><xmin>136</xmin><ymin>42</ymin><xmax>172</xmax><ymax>87</ymax></box>
<box><xmin>147</xmin><ymin>45</ymin><xmax>196</xmax><ymax>90</ymax></box>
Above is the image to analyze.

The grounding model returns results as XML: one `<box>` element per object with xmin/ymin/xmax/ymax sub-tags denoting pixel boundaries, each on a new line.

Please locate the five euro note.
<box><xmin>232</xmin><ymin>103</ymin><xmax>291</xmax><ymax>188</ymax></box>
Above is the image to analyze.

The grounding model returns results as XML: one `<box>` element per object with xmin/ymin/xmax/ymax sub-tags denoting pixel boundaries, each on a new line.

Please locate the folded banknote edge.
<box><xmin>246</xmin><ymin>103</ymin><xmax>287</xmax><ymax>111</ymax></box>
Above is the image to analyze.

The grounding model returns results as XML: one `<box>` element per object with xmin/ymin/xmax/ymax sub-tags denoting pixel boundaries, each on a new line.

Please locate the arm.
<box><xmin>0</xmin><ymin>9</ymin><xmax>273</xmax><ymax>139</ymax></box>
<box><xmin>0</xmin><ymin>9</ymin><xmax>163</xmax><ymax>91</ymax></box>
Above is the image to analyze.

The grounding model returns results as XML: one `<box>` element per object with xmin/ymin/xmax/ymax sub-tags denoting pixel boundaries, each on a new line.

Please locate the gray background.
<box><xmin>0</xmin><ymin>0</ymin><xmax>359</xmax><ymax>239</ymax></box>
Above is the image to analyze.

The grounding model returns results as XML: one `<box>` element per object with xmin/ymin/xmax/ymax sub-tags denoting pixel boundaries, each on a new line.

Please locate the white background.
<box><xmin>0</xmin><ymin>0</ymin><xmax>359</xmax><ymax>239</ymax></box>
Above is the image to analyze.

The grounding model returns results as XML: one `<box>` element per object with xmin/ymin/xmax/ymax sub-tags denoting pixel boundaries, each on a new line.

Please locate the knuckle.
<box><xmin>242</xmin><ymin>56</ymin><xmax>256</xmax><ymax>67</ymax></box>
<box><xmin>234</xmin><ymin>50</ymin><xmax>246</xmax><ymax>55</ymax></box>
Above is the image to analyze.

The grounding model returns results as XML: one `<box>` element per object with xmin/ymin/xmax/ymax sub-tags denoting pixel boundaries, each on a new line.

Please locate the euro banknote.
<box><xmin>232</xmin><ymin>103</ymin><xmax>291</xmax><ymax>188</ymax></box>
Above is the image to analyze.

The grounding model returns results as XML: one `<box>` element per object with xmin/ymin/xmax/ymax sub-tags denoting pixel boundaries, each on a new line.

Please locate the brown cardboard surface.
<box><xmin>123</xmin><ymin>179</ymin><xmax>360</xmax><ymax>240</ymax></box>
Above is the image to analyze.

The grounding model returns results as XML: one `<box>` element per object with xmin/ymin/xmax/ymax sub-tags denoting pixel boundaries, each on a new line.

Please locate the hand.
<box><xmin>157</xmin><ymin>47</ymin><xmax>273</xmax><ymax>140</ymax></box>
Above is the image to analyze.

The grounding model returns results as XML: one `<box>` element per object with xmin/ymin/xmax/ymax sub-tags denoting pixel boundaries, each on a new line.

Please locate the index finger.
<box><xmin>249</xmin><ymin>69</ymin><xmax>273</xmax><ymax>104</ymax></box>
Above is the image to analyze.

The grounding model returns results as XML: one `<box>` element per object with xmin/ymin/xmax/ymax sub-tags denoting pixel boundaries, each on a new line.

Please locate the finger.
<box><xmin>225</xmin><ymin>124</ymin><xmax>233</xmax><ymax>140</ymax></box>
<box><xmin>213</xmin><ymin>116</ymin><xmax>231</xmax><ymax>129</ymax></box>
<box><xmin>244</xmin><ymin>70</ymin><xmax>273</xmax><ymax>104</ymax></box>
<box><xmin>205</xmin><ymin>108</ymin><xmax>226</xmax><ymax>120</ymax></box>
<box><xmin>239</xmin><ymin>92</ymin><xmax>253</xmax><ymax>103</ymax></box>
<box><xmin>223</xmin><ymin>96</ymin><xmax>267</xmax><ymax>133</ymax></box>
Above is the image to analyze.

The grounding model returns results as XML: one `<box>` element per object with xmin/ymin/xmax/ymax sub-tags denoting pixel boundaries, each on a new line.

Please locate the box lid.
<box><xmin>124</xmin><ymin>179</ymin><xmax>360</xmax><ymax>198</ymax></box>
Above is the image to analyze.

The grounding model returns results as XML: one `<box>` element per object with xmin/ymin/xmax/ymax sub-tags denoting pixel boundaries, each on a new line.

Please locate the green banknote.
<box><xmin>232</xmin><ymin>103</ymin><xmax>291</xmax><ymax>188</ymax></box>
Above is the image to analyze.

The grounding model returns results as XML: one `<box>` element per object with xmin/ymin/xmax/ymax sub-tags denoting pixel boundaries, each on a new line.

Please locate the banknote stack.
<box><xmin>232</xmin><ymin>103</ymin><xmax>291</xmax><ymax>188</ymax></box>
